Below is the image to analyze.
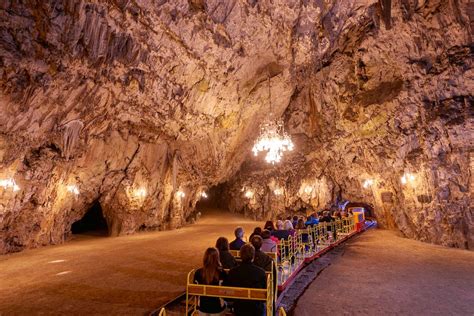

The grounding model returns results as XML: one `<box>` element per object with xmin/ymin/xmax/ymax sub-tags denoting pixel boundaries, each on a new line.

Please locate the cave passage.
<box><xmin>71</xmin><ymin>202</ymin><xmax>108</xmax><ymax>236</ymax></box>
<box><xmin>196</xmin><ymin>184</ymin><xmax>227</xmax><ymax>213</ymax></box>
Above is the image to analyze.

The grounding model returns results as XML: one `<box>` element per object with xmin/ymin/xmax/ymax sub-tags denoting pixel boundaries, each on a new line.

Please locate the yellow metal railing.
<box><xmin>184</xmin><ymin>216</ymin><xmax>361</xmax><ymax>315</ymax></box>
<box><xmin>186</xmin><ymin>270</ymin><xmax>274</xmax><ymax>315</ymax></box>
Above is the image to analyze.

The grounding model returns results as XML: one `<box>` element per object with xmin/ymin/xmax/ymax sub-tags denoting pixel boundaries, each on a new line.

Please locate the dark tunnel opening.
<box><xmin>71</xmin><ymin>201</ymin><xmax>109</xmax><ymax>236</ymax></box>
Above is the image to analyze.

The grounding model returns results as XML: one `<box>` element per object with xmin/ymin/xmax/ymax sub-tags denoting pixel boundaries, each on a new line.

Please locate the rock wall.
<box><xmin>221</xmin><ymin>0</ymin><xmax>473</xmax><ymax>249</ymax></box>
<box><xmin>0</xmin><ymin>0</ymin><xmax>472</xmax><ymax>253</ymax></box>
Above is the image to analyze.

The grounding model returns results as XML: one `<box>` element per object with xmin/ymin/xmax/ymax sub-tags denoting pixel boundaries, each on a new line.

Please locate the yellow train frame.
<box><xmin>186</xmin><ymin>270</ymin><xmax>274</xmax><ymax>315</ymax></box>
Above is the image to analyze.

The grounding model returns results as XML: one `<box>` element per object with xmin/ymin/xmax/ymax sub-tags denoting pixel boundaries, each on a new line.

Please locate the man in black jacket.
<box><xmin>250</xmin><ymin>235</ymin><xmax>273</xmax><ymax>272</ymax></box>
<box><xmin>226</xmin><ymin>243</ymin><xmax>266</xmax><ymax>316</ymax></box>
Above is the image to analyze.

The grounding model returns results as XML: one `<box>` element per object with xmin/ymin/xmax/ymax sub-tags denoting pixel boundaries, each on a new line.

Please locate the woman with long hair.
<box><xmin>264</xmin><ymin>220</ymin><xmax>275</xmax><ymax>231</ymax></box>
<box><xmin>193</xmin><ymin>247</ymin><xmax>227</xmax><ymax>315</ymax></box>
<box><xmin>215</xmin><ymin>237</ymin><xmax>237</xmax><ymax>269</ymax></box>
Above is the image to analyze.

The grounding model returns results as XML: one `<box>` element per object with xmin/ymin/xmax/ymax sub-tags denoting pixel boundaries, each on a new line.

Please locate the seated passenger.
<box><xmin>193</xmin><ymin>247</ymin><xmax>227</xmax><ymax>315</ymax></box>
<box><xmin>249</xmin><ymin>227</ymin><xmax>262</xmax><ymax>241</ymax></box>
<box><xmin>271</xmin><ymin>220</ymin><xmax>290</xmax><ymax>240</ymax></box>
<box><xmin>292</xmin><ymin>215</ymin><xmax>299</xmax><ymax>229</ymax></box>
<box><xmin>250</xmin><ymin>235</ymin><xmax>273</xmax><ymax>272</ymax></box>
<box><xmin>263</xmin><ymin>220</ymin><xmax>275</xmax><ymax>232</ymax></box>
<box><xmin>216</xmin><ymin>237</ymin><xmax>237</xmax><ymax>269</ymax></box>
<box><xmin>283</xmin><ymin>220</ymin><xmax>296</xmax><ymax>236</ymax></box>
<box><xmin>226</xmin><ymin>244</ymin><xmax>266</xmax><ymax>316</ymax></box>
<box><xmin>304</xmin><ymin>214</ymin><xmax>319</xmax><ymax>227</ymax></box>
<box><xmin>319</xmin><ymin>211</ymin><xmax>334</xmax><ymax>223</ymax></box>
<box><xmin>229</xmin><ymin>226</ymin><xmax>245</xmax><ymax>250</ymax></box>
<box><xmin>260</xmin><ymin>229</ymin><xmax>277</xmax><ymax>252</ymax></box>
<box><xmin>296</xmin><ymin>219</ymin><xmax>309</xmax><ymax>244</ymax></box>
<box><xmin>295</xmin><ymin>218</ymin><xmax>306</xmax><ymax>230</ymax></box>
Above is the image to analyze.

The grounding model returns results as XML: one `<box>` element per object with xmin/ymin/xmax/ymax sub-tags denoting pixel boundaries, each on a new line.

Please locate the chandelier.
<box><xmin>252</xmin><ymin>73</ymin><xmax>294</xmax><ymax>164</ymax></box>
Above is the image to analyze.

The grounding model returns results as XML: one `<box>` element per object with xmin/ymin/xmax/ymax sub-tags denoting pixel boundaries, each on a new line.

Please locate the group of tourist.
<box><xmin>193</xmin><ymin>210</ymin><xmax>353</xmax><ymax>315</ymax></box>
<box><xmin>195</xmin><ymin>227</ymin><xmax>273</xmax><ymax>316</ymax></box>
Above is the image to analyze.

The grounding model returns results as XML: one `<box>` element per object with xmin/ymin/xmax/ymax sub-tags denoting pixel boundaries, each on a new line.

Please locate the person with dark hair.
<box><xmin>249</xmin><ymin>227</ymin><xmax>262</xmax><ymax>240</ymax></box>
<box><xmin>260</xmin><ymin>229</ymin><xmax>277</xmax><ymax>252</ymax></box>
<box><xmin>296</xmin><ymin>218</ymin><xmax>310</xmax><ymax>244</ymax></box>
<box><xmin>193</xmin><ymin>248</ymin><xmax>227</xmax><ymax>315</ymax></box>
<box><xmin>319</xmin><ymin>211</ymin><xmax>334</xmax><ymax>223</ymax></box>
<box><xmin>229</xmin><ymin>226</ymin><xmax>245</xmax><ymax>250</ymax></box>
<box><xmin>263</xmin><ymin>220</ymin><xmax>275</xmax><ymax>232</ymax></box>
<box><xmin>215</xmin><ymin>237</ymin><xmax>237</xmax><ymax>269</ymax></box>
<box><xmin>250</xmin><ymin>235</ymin><xmax>273</xmax><ymax>272</ymax></box>
<box><xmin>226</xmin><ymin>244</ymin><xmax>266</xmax><ymax>316</ymax></box>
<box><xmin>292</xmin><ymin>215</ymin><xmax>299</xmax><ymax>229</ymax></box>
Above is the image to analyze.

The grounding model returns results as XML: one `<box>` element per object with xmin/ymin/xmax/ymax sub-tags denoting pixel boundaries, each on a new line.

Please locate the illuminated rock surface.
<box><xmin>0</xmin><ymin>0</ymin><xmax>472</xmax><ymax>253</ymax></box>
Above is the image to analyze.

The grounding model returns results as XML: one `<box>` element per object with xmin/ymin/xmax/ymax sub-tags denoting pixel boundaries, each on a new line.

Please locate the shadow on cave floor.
<box><xmin>70</xmin><ymin>202</ymin><xmax>108</xmax><ymax>239</ymax></box>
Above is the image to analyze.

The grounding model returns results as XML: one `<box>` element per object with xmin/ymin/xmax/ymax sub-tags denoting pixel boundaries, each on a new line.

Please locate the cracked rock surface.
<box><xmin>0</xmin><ymin>0</ymin><xmax>472</xmax><ymax>253</ymax></box>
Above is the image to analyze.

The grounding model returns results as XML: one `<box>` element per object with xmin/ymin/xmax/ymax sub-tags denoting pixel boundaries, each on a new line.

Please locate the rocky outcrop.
<box><xmin>221</xmin><ymin>0</ymin><xmax>473</xmax><ymax>249</ymax></box>
<box><xmin>0</xmin><ymin>0</ymin><xmax>472</xmax><ymax>253</ymax></box>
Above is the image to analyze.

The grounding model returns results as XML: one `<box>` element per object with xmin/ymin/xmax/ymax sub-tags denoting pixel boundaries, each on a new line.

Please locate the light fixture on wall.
<box><xmin>273</xmin><ymin>188</ymin><xmax>283</xmax><ymax>195</ymax></box>
<box><xmin>401</xmin><ymin>173</ymin><xmax>415</xmax><ymax>185</ymax></box>
<box><xmin>200</xmin><ymin>191</ymin><xmax>208</xmax><ymax>199</ymax></box>
<box><xmin>252</xmin><ymin>73</ymin><xmax>294</xmax><ymax>164</ymax></box>
<box><xmin>176</xmin><ymin>190</ymin><xmax>185</xmax><ymax>199</ymax></box>
<box><xmin>0</xmin><ymin>178</ymin><xmax>20</xmax><ymax>192</ymax></box>
<box><xmin>245</xmin><ymin>190</ymin><xmax>254</xmax><ymax>198</ymax></box>
<box><xmin>133</xmin><ymin>187</ymin><xmax>147</xmax><ymax>198</ymax></box>
<box><xmin>66</xmin><ymin>184</ymin><xmax>80</xmax><ymax>195</ymax></box>
<box><xmin>304</xmin><ymin>186</ymin><xmax>313</xmax><ymax>194</ymax></box>
<box><xmin>362</xmin><ymin>179</ymin><xmax>374</xmax><ymax>189</ymax></box>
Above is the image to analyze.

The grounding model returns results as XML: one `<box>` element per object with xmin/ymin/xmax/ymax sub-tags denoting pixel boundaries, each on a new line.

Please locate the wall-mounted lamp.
<box><xmin>304</xmin><ymin>186</ymin><xmax>313</xmax><ymax>194</ymax></box>
<box><xmin>401</xmin><ymin>173</ymin><xmax>415</xmax><ymax>185</ymax></box>
<box><xmin>273</xmin><ymin>188</ymin><xmax>283</xmax><ymax>195</ymax></box>
<box><xmin>133</xmin><ymin>187</ymin><xmax>147</xmax><ymax>198</ymax></box>
<box><xmin>176</xmin><ymin>190</ymin><xmax>185</xmax><ymax>198</ymax></box>
<box><xmin>245</xmin><ymin>190</ymin><xmax>254</xmax><ymax>198</ymax></box>
<box><xmin>66</xmin><ymin>184</ymin><xmax>80</xmax><ymax>195</ymax></box>
<box><xmin>362</xmin><ymin>179</ymin><xmax>374</xmax><ymax>189</ymax></box>
<box><xmin>0</xmin><ymin>178</ymin><xmax>20</xmax><ymax>192</ymax></box>
<box><xmin>200</xmin><ymin>191</ymin><xmax>208</xmax><ymax>199</ymax></box>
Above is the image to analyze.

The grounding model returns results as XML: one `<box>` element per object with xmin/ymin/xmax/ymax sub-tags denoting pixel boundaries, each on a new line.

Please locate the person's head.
<box><xmin>296</xmin><ymin>218</ymin><xmax>305</xmax><ymax>229</ymax></box>
<box><xmin>202</xmin><ymin>247</ymin><xmax>221</xmax><ymax>284</ymax></box>
<box><xmin>323</xmin><ymin>211</ymin><xmax>329</xmax><ymax>217</ymax></box>
<box><xmin>261</xmin><ymin>229</ymin><xmax>271</xmax><ymax>239</ymax></box>
<box><xmin>234</xmin><ymin>226</ymin><xmax>244</xmax><ymax>239</ymax></box>
<box><xmin>215</xmin><ymin>237</ymin><xmax>230</xmax><ymax>252</ymax></box>
<box><xmin>292</xmin><ymin>215</ymin><xmax>298</xmax><ymax>221</ymax></box>
<box><xmin>283</xmin><ymin>220</ymin><xmax>293</xmax><ymax>230</ymax></box>
<box><xmin>264</xmin><ymin>220</ymin><xmax>275</xmax><ymax>231</ymax></box>
<box><xmin>286</xmin><ymin>216</ymin><xmax>292</xmax><ymax>221</ymax></box>
<box><xmin>252</xmin><ymin>227</ymin><xmax>262</xmax><ymax>235</ymax></box>
<box><xmin>306</xmin><ymin>215</ymin><xmax>312</xmax><ymax>221</ymax></box>
<box><xmin>276</xmin><ymin>220</ymin><xmax>284</xmax><ymax>230</ymax></box>
<box><xmin>250</xmin><ymin>235</ymin><xmax>263</xmax><ymax>251</ymax></box>
<box><xmin>240</xmin><ymin>243</ymin><xmax>255</xmax><ymax>263</ymax></box>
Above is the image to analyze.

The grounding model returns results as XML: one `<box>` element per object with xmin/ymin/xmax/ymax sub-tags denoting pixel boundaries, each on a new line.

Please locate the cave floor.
<box><xmin>0</xmin><ymin>209</ymin><xmax>263</xmax><ymax>315</ymax></box>
<box><xmin>293</xmin><ymin>229</ymin><xmax>474</xmax><ymax>316</ymax></box>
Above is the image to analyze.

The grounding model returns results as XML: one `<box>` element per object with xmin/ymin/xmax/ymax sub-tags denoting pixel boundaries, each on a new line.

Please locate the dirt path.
<box><xmin>0</xmin><ymin>209</ymin><xmax>263</xmax><ymax>315</ymax></box>
<box><xmin>294</xmin><ymin>229</ymin><xmax>474</xmax><ymax>316</ymax></box>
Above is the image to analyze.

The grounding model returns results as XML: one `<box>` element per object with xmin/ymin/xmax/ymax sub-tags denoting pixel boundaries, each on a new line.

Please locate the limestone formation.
<box><xmin>0</xmin><ymin>0</ymin><xmax>472</xmax><ymax>253</ymax></box>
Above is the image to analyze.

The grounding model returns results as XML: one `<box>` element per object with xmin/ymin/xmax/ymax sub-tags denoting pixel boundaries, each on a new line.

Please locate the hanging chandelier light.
<box><xmin>252</xmin><ymin>73</ymin><xmax>294</xmax><ymax>164</ymax></box>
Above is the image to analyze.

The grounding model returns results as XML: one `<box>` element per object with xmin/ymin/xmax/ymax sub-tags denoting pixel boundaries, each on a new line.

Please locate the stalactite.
<box><xmin>62</xmin><ymin>120</ymin><xmax>84</xmax><ymax>160</ymax></box>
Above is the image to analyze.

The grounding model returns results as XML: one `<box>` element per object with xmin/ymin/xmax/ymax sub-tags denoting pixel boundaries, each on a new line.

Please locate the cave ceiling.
<box><xmin>0</xmin><ymin>0</ymin><xmax>472</xmax><ymax>253</ymax></box>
